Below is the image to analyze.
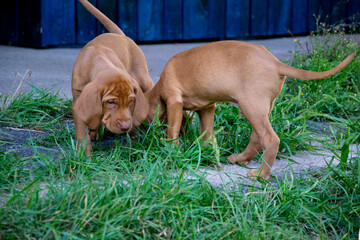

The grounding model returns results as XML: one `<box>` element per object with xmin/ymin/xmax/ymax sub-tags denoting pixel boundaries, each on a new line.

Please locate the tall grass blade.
<box><xmin>339</xmin><ymin>142</ymin><xmax>350</xmax><ymax>170</ymax></box>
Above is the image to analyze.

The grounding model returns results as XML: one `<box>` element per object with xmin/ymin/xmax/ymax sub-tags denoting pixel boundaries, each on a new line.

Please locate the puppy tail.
<box><xmin>78</xmin><ymin>0</ymin><xmax>125</xmax><ymax>36</ymax></box>
<box><xmin>277</xmin><ymin>51</ymin><xmax>356</xmax><ymax>80</ymax></box>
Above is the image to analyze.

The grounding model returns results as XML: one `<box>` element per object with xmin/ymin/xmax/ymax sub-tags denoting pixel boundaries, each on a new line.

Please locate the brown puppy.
<box><xmin>142</xmin><ymin>41</ymin><xmax>356</xmax><ymax>180</ymax></box>
<box><xmin>72</xmin><ymin>0</ymin><xmax>154</xmax><ymax>156</ymax></box>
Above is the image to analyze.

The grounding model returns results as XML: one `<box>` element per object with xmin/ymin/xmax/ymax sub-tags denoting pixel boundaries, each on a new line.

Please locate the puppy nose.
<box><xmin>118</xmin><ymin>120</ymin><xmax>131</xmax><ymax>131</ymax></box>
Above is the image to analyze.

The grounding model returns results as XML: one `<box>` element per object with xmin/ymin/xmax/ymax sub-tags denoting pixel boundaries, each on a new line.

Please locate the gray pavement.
<box><xmin>0</xmin><ymin>36</ymin><xmax>309</xmax><ymax>99</ymax></box>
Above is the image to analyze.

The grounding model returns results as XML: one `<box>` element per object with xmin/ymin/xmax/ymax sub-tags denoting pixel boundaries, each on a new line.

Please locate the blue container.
<box><xmin>1</xmin><ymin>0</ymin><xmax>359</xmax><ymax>47</ymax></box>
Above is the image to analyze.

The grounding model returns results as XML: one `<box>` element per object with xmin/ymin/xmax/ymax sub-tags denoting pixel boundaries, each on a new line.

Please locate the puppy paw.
<box><xmin>247</xmin><ymin>169</ymin><xmax>270</xmax><ymax>181</ymax></box>
<box><xmin>227</xmin><ymin>154</ymin><xmax>250</xmax><ymax>165</ymax></box>
<box><xmin>89</xmin><ymin>131</ymin><xmax>99</xmax><ymax>141</ymax></box>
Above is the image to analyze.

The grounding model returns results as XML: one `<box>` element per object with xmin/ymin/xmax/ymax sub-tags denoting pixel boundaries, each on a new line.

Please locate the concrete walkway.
<box><xmin>0</xmin><ymin>36</ymin><xmax>309</xmax><ymax>98</ymax></box>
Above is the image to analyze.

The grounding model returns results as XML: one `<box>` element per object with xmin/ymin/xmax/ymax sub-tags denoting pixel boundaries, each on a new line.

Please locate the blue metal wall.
<box><xmin>1</xmin><ymin>0</ymin><xmax>359</xmax><ymax>47</ymax></box>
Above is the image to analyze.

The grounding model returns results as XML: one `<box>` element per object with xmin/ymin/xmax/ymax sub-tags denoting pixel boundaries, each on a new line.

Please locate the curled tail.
<box><xmin>277</xmin><ymin>52</ymin><xmax>356</xmax><ymax>80</ymax></box>
<box><xmin>78</xmin><ymin>0</ymin><xmax>125</xmax><ymax>36</ymax></box>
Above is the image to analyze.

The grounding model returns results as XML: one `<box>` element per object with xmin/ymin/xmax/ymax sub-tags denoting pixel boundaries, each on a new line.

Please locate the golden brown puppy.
<box><xmin>72</xmin><ymin>0</ymin><xmax>154</xmax><ymax>156</ymax></box>
<box><xmin>142</xmin><ymin>41</ymin><xmax>356</xmax><ymax>180</ymax></box>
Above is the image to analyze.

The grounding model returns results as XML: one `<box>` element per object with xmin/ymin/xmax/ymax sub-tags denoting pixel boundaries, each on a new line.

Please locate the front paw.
<box><xmin>89</xmin><ymin>131</ymin><xmax>99</xmax><ymax>141</ymax></box>
<box><xmin>247</xmin><ymin>169</ymin><xmax>270</xmax><ymax>180</ymax></box>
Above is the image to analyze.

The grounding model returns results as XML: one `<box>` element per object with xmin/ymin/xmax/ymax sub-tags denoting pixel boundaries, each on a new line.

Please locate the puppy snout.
<box><xmin>118</xmin><ymin>120</ymin><xmax>132</xmax><ymax>132</ymax></box>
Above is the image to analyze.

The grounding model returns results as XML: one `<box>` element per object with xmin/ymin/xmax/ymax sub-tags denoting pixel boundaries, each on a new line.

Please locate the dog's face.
<box><xmin>74</xmin><ymin>72</ymin><xmax>147</xmax><ymax>134</ymax></box>
<box><xmin>101</xmin><ymin>79</ymin><xmax>135</xmax><ymax>134</ymax></box>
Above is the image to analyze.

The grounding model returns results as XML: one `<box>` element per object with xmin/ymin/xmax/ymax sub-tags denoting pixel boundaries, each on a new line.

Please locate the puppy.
<box><xmin>142</xmin><ymin>41</ymin><xmax>356</xmax><ymax>180</ymax></box>
<box><xmin>72</xmin><ymin>0</ymin><xmax>153</xmax><ymax>156</ymax></box>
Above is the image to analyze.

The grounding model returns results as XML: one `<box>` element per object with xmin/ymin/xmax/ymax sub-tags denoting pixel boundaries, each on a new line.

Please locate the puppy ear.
<box><xmin>132</xmin><ymin>82</ymin><xmax>148</xmax><ymax>126</ymax></box>
<box><xmin>73</xmin><ymin>82</ymin><xmax>103</xmax><ymax>129</ymax></box>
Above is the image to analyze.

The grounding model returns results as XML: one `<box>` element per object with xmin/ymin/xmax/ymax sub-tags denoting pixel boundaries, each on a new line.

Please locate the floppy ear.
<box><xmin>73</xmin><ymin>82</ymin><xmax>103</xmax><ymax>129</ymax></box>
<box><xmin>132</xmin><ymin>82</ymin><xmax>148</xmax><ymax>126</ymax></box>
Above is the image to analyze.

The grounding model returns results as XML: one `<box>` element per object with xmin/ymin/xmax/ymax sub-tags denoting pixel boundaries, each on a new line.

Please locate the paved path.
<box><xmin>0</xmin><ymin>36</ymin><xmax>309</xmax><ymax>98</ymax></box>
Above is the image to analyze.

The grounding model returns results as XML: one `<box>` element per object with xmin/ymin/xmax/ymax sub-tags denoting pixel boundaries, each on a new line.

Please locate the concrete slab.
<box><xmin>0</xmin><ymin>36</ymin><xmax>309</xmax><ymax>99</ymax></box>
<box><xmin>196</xmin><ymin>145</ymin><xmax>360</xmax><ymax>189</ymax></box>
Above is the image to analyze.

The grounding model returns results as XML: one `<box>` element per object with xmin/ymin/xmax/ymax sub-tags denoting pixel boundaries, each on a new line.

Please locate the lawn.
<box><xmin>1</xmin><ymin>25</ymin><xmax>359</xmax><ymax>239</ymax></box>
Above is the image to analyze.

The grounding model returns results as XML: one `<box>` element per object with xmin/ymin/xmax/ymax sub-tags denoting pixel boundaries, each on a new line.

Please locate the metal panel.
<box><xmin>183</xmin><ymin>0</ymin><xmax>209</xmax><ymax>39</ymax></box>
<box><xmin>251</xmin><ymin>0</ymin><xmax>268</xmax><ymax>36</ymax></box>
<box><xmin>291</xmin><ymin>0</ymin><xmax>308</xmax><ymax>34</ymax></box>
<box><xmin>17</xmin><ymin>0</ymin><xmax>42</xmax><ymax>46</ymax></box>
<box><xmin>97</xmin><ymin>0</ymin><xmax>117</xmax><ymax>35</ymax></box>
<box><xmin>41</xmin><ymin>0</ymin><xmax>75</xmax><ymax>46</ymax></box>
<box><xmin>226</xmin><ymin>0</ymin><xmax>250</xmax><ymax>39</ymax></box>
<box><xmin>1</xmin><ymin>0</ymin><xmax>359</xmax><ymax>46</ymax></box>
<box><xmin>347</xmin><ymin>0</ymin><xmax>360</xmax><ymax>20</ymax></box>
<box><xmin>308</xmin><ymin>0</ymin><xmax>333</xmax><ymax>32</ymax></box>
<box><xmin>163</xmin><ymin>0</ymin><xmax>182</xmax><ymax>40</ymax></box>
<box><xmin>118</xmin><ymin>0</ymin><xmax>137</xmax><ymax>40</ymax></box>
<box><xmin>138</xmin><ymin>0</ymin><xmax>163</xmax><ymax>41</ymax></box>
<box><xmin>268</xmin><ymin>0</ymin><xmax>291</xmax><ymax>35</ymax></box>
<box><xmin>208</xmin><ymin>0</ymin><xmax>225</xmax><ymax>39</ymax></box>
<box><xmin>76</xmin><ymin>0</ymin><xmax>97</xmax><ymax>44</ymax></box>
<box><xmin>0</xmin><ymin>0</ymin><xmax>18</xmax><ymax>45</ymax></box>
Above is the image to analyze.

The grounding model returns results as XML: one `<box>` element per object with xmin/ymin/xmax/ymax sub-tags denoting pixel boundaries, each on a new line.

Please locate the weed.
<box><xmin>288</xmin><ymin>20</ymin><xmax>360</xmax><ymax>121</ymax></box>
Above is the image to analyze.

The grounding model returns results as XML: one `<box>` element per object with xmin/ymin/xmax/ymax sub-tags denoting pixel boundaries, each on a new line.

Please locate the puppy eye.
<box><xmin>107</xmin><ymin>99</ymin><xmax>116</xmax><ymax>105</ymax></box>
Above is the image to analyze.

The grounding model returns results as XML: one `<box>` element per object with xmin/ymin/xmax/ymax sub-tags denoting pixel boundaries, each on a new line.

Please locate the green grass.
<box><xmin>1</xmin><ymin>142</ymin><xmax>359</xmax><ymax>239</ymax></box>
<box><xmin>0</xmin><ymin>85</ymin><xmax>72</xmax><ymax>130</ymax></box>
<box><xmin>1</xmin><ymin>24</ymin><xmax>360</xmax><ymax>238</ymax></box>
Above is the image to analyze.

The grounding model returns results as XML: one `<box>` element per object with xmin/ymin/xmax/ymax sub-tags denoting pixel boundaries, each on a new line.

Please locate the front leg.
<box><xmin>73</xmin><ymin>108</ymin><xmax>92</xmax><ymax>157</ymax></box>
<box><xmin>166</xmin><ymin>98</ymin><xmax>184</xmax><ymax>145</ymax></box>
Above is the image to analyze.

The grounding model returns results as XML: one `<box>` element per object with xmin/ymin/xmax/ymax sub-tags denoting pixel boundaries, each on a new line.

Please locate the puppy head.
<box><xmin>74</xmin><ymin>72</ymin><xmax>147</xmax><ymax>134</ymax></box>
<box><xmin>101</xmin><ymin>78</ymin><xmax>135</xmax><ymax>134</ymax></box>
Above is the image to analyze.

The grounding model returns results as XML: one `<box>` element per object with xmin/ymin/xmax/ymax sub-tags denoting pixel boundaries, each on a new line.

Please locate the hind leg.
<box><xmin>247</xmin><ymin>121</ymin><xmax>279</xmax><ymax>180</ymax></box>
<box><xmin>232</xmin><ymin>99</ymin><xmax>279</xmax><ymax>180</ymax></box>
<box><xmin>227</xmin><ymin>97</ymin><xmax>275</xmax><ymax>165</ymax></box>
<box><xmin>197</xmin><ymin>104</ymin><xmax>216</xmax><ymax>145</ymax></box>
<box><xmin>228</xmin><ymin>130</ymin><xmax>261</xmax><ymax>165</ymax></box>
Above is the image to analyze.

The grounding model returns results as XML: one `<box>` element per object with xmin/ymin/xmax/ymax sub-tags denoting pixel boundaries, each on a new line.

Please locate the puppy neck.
<box><xmin>144</xmin><ymin>84</ymin><xmax>165</xmax><ymax>122</ymax></box>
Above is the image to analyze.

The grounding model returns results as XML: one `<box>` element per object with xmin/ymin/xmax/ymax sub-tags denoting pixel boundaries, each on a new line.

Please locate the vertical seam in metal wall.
<box><xmin>264</xmin><ymin>0</ymin><xmax>268</xmax><ymax>36</ymax></box>
<box><xmin>306</xmin><ymin>0</ymin><xmax>309</xmax><ymax>33</ymax></box>
<box><xmin>15</xmin><ymin>0</ymin><xmax>19</xmax><ymax>43</ymax></box>
<box><xmin>249</xmin><ymin>0</ymin><xmax>252</xmax><ymax>36</ymax></box>
<box><xmin>41</xmin><ymin>0</ymin><xmax>45</xmax><ymax>46</ymax></box>
<box><xmin>74</xmin><ymin>0</ymin><xmax>78</xmax><ymax>44</ymax></box>
<box><xmin>247</xmin><ymin>0</ymin><xmax>249</xmax><ymax>36</ymax></box>
<box><xmin>345</xmin><ymin>0</ymin><xmax>348</xmax><ymax>20</ymax></box>
<box><xmin>115</xmin><ymin>0</ymin><xmax>119</xmax><ymax>31</ymax></box>
<box><xmin>224</xmin><ymin>0</ymin><xmax>227</xmax><ymax>39</ymax></box>
<box><xmin>162</xmin><ymin>0</ymin><xmax>165</xmax><ymax>39</ymax></box>
<box><xmin>95</xmin><ymin>0</ymin><xmax>98</xmax><ymax>36</ymax></box>
<box><xmin>181</xmin><ymin>0</ymin><xmax>184</xmax><ymax>39</ymax></box>
<box><xmin>223</xmin><ymin>0</ymin><xmax>227</xmax><ymax>39</ymax></box>
<box><xmin>289</xmin><ymin>0</ymin><xmax>293</xmax><ymax>34</ymax></box>
<box><xmin>63</xmin><ymin>0</ymin><xmax>65</xmax><ymax>44</ymax></box>
<box><xmin>95</xmin><ymin>0</ymin><xmax>101</xmax><ymax>36</ymax></box>
<box><xmin>136</xmin><ymin>0</ymin><xmax>139</xmax><ymax>41</ymax></box>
